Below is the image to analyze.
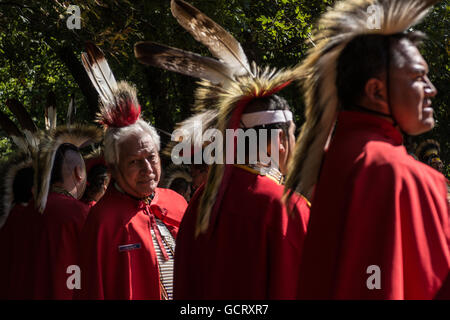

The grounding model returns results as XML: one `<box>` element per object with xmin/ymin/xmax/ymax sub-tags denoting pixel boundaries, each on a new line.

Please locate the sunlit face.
<box><xmin>279</xmin><ymin>121</ymin><xmax>296</xmax><ymax>175</ymax></box>
<box><xmin>113</xmin><ymin>133</ymin><xmax>161</xmax><ymax>198</ymax></box>
<box><xmin>389</xmin><ymin>40</ymin><xmax>437</xmax><ymax>135</ymax></box>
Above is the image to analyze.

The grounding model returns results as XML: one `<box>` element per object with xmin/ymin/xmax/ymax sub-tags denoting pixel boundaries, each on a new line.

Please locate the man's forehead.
<box><xmin>393</xmin><ymin>39</ymin><xmax>428</xmax><ymax>70</ymax></box>
<box><xmin>120</xmin><ymin>134</ymin><xmax>156</xmax><ymax>155</ymax></box>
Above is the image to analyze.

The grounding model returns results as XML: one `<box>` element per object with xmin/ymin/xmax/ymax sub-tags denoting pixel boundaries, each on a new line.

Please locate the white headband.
<box><xmin>240</xmin><ymin>110</ymin><xmax>293</xmax><ymax>128</ymax></box>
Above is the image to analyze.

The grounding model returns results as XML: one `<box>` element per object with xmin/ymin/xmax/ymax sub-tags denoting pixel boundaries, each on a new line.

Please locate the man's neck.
<box><xmin>51</xmin><ymin>183</ymin><xmax>75</xmax><ymax>199</ymax></box>
<box><xmin>346</xmin><ymin>104</ymin><xmax>395</xmax><ymax>124</ymax></box>
<box><xmin>114</xmin><ymin>182</ymin><xmax>155</xmax><ymax>203</ymax></box>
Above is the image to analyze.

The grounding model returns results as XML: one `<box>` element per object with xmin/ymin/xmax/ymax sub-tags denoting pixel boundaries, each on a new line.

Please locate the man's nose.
<box><xmin>141</xmin><ymin>159</ymin><xmax>153</xmax><ymax>173</ymax></box>
<box><xmin>425</xmin><ymin>76</ymin><xmax>437</xmax><ymax>97</ymax></box>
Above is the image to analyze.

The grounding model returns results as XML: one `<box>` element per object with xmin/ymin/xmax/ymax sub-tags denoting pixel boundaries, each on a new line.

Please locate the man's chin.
<box><xmin>137</xmin><ymin>182</ymin><xmax>158</xmax><ymax>197</ymax></box>
<box><xmin>405</xmin><ymin>122</ymin><xmax>434</xmax><ymax>136</ymax></box>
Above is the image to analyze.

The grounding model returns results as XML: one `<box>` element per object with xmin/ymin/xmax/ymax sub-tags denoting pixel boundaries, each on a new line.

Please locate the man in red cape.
<box><xmin>284</xmin><ymin>0</ymin><xmax>449</xmax><ymax>299</ymax></box>
<box><xmin>172</xmin><ymin>76</ymin><xmax>309</xmax><ymax>300</ymax></box>
<box><xmin>31</xmin><ymin>131</ymin><xmax>102</xmax><ymax>299</ymax></box>
<box><xmin>76</xmin><ymin>81</ymin><xmax>187</xmax><ymax>300</ymax></box>
<box><xmin>132</xmin><ymin>0</ymin><xmax>310</xmax><ymax>299</ymax></box>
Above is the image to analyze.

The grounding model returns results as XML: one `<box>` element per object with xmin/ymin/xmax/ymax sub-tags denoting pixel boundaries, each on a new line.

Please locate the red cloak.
<box><xmin>297</xmin><ymin>111</ymin><xmax>450</xmax><ymax>299</ymax></box>
<box><xmin>32</xmin><ymin>192</ymin><xmax>90</xmax><ymax>299</ymax></box>
<box><xmin>0</xmin><ymin>203</ymin><xmax>39</xmax><ymax>299</ymax></box>
<box><xmin>174</xmin><ymin>165</ymin><xmax>310</xmax><ymax>299</ymax></box>
<box><xmin>76</xmin><ymin>186</ymin><xmax>187</xmax><ymax>300</ymax></box>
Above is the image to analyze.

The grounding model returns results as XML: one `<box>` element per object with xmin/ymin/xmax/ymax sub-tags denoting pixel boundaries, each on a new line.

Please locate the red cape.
<box><xmin>32</xmin><ymin>192</ymin><xmax>90</xmax><ymax>299</ymax></box>
<box><xmin>174</xmin><ymin>165</ymin><xmax>310</xmax><ymax>299</ymax></box>
<box><xmin>0</xmin><ymin>203</ymin><xmax>40</xmax><ymax>299</ymax></box>
<box><xmin>77</xmin><ymin>186</ymin><xmax>187</xmax><ymax>300</ymax></box>
<box><xmin>297</xmin><ymin>111</ymin><xmax>450</xmax><ymax>299</ymax></box>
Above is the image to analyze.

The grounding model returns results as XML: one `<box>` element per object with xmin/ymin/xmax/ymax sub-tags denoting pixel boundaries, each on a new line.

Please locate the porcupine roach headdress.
<box><xmin>134</xmin><ymin>0</ymin><xmax>303</xmax><ymax>236</ymax></box>
<box><xmin>81</xmin><ymin>41</ymin><xmax>158</xmax><ymax>168</ymax></box>
<box><xmin>160</xmin><ymin>163</ymin><xmax>192</xmax><ymax>189</ymax></box>
<box><xmin>284</xmin><ymin>0</ymin><xmax>440</xmax><ymax>201</ymax></box>
<box><xmin>0</xmin><ymin>96</ymin><xmax>58</xmax><ymax>226</ymax></box>
<box><xmin>34</xmin><ymin>124</ymin><xmax>103</xmax><ymax>213</ymax></box>
<box><xmin>0</xmin><ymin>93</ymin><xmax>84</xmax><ymax>222</ymax></box>
<box><xmin>0</xmin><ymin>96</ymin><xmax>57</xmax><ymax>226</ymax></box>
<box><xmin>415</xmin><ymin>139</ymin><xmax>441</xmax><ymax>165</ymax></box>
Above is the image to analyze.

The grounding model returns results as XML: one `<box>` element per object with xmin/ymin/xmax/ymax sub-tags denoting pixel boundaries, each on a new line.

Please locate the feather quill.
<box><xmin>81</xmin><ymin>41</ymin><xmax>118</xmax><ymax>107</ymax></box>
<box><xmin>45</xmin><ymin>91</ymin><xmax>57</xmax><ymax>131</ymax></box>
<box><xmin>67</xmin><ymin>95</ymin><xmax>75</xmax><ymax>126</ymax></box>
<box><xmin>171</xmin><ymin>0</ymin><xmax>252</xmax><ymax>78</ymax></box>
<box><xmin>0</xmin><ymin>110</ymin><xmax>28</xmax><ymax>152</ymax></box>
<box><xmin>134</xmin><ymin>41</ymin><xmax>233</xmax><ymax>85</ymax></box>
<box><xmin>6</xmin><ymin>99</ymin><xmax>38</xmax><ymax>134</ymax></box>
<box><xmin>6</xmin><ymin>99</ymin><xmax>39</xmax><ymax>150</ymax></box>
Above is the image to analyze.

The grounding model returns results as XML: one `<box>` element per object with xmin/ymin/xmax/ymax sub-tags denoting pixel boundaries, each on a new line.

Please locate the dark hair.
<box><xmin>82</xmin><ymin>164</ymin><xmax>109</xmax><ymax>202</ymax></box>
<box><xmin>50</xmin><ymin>143</ymin><xmax>81</xmax><ymax>185</ymax></box>
<box><xmin>336</xmin><ymin>32</ymin><xmax>425</xmax><ymax>108</ymax></box>
<box><xmin>13</xmin><ymin>166</ymin><xmax>34</xmax><ymax>204</ymax></box>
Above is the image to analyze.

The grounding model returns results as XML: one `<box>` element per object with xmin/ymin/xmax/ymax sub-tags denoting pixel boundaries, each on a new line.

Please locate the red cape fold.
<box><xmin>174</xmin><ymin>165</ymin><xmax>310</xmax><ymax>299</ymax></box>
<box><xmin>32</xmin><ymin>193</ymin><xmax>90</xmax><ymax>299</ymax></box>
<box><xmin>0</xmin><ymin>203</ymin><xmax>40</xmax><ymax>299</ymax></box>
<box><xmin>76</xmin><ymin>186</ymin><xmax>187</xmax><ymax>300</ymax></box>
<box><xmin>297</xmin><ymin>111</ymin><xmax>450</xmax><ymax>299</ymax></box>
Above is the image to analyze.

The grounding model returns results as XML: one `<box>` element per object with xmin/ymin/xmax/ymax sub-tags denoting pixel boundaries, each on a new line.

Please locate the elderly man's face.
<box><xmin>389</xmin><ymin>39</ymin><xmax>437</xmax><ymax>135</ymax></box>
<box><xmin>114</xmin><ymin>133</ymin><xmax>161</xmax><ymax>198</ymax></box>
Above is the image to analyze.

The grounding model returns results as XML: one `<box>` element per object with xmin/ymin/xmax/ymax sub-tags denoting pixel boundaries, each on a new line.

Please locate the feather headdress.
<box><xmin>0</xmin><ymin>93</ymin><xmax>83</xmax><ymax>222</ymax></box>
<box><xmin>81</xmin><ymin>42</ymin><xmax>141</xmax><ymax>129</ymax></box>
<box><xmin>34</xmin><ymin>124</ymin><xmax>103</xmax><ymax>213</ymax></box>
<box><xmin>135</xmin><ymin>0</ymin><xmax>303</xmax><ymax>236</ymax></box>
<box><xmin>0</xmin><ymin>109</ymin><xmax>29</xmax><ymax>153</ymax></box>
<box><xmin>0</xmin><ymin>98</ymin><xmax>43</xmax><ymax>226</ymax></box>
<box><xmin>6</xmin><ymin>99</ymin><xmax>39</xmax><ymax>151</ymax></box>
<box><xmin>0</xmin><ymin>152</ymin><xmax>32</xmax><ymax>229</ymax></box>
<box><xmin>284</xmin><ymin>0</ymin><xmax>440</xmax><ymax>200</ymax></box>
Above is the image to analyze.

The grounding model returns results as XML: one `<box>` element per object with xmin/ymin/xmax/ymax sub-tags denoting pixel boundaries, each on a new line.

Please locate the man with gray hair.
<box><xmin>77</xmin><ymin>81</ymin><xmax>187</xmax><ymax>300</ymax></box>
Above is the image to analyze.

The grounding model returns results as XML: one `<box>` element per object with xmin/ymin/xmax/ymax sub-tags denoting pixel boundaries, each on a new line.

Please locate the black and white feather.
<box><xmin>81</xmin><ymin>41</ymin><xmax>118</xmax><ymax>108</ymax></box>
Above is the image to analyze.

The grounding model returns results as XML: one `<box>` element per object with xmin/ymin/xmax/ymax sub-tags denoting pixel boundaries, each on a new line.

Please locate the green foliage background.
<box><xmin>0</xmin><ymin>0</ymin><xmax>448</xmax><ymax>176</ymax></box>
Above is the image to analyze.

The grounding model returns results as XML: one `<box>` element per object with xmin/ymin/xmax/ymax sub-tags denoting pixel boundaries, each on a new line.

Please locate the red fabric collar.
<box><xmin>337</xmin><ymin>111</ymin><xmax>403</xmax><ymax>145</ymax></box>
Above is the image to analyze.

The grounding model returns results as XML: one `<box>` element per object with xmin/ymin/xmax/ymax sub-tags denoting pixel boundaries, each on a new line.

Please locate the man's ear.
<box><xmin>73</xmin><ymin>165</ymin><xmax>83</xmax><ymax>182</ymax></box>
<box><xmin>278</xmin><ymin>129</ymin><xmax>287</xmax><ymax>154</ymax></box>
<box><xmin>364</xmin><ymin>78</ymin><xmax>388</xmax><ymax>109</ymax></box>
